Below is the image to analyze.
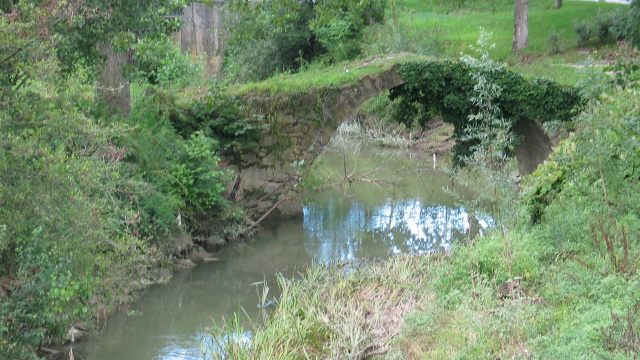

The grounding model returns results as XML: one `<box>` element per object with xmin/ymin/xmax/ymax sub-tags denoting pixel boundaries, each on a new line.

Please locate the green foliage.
<box><xmin>525</xmin><ymin>64</ymin><xmax>640</xmax><ymax>228</ymax></box>
<box><xmin>594</xmin><ymin>10</ymin><xmax>615</xmax><ymax>44</ymax></box>
<box><xmin>389</xmin><ymin>58</ymin><xmax>583</xmax><ymax>167</ymax></box>
<box><xmin>169</xmin><ymin>131</ymin><xmax>229</xmax><ymax>211</ymax></box>
<box><xmin>122</xmin><ymin>86</ymin><xmax>246</xmax><ymax>217</ymax></box>
<box><xmin>625</xmin><ymin>0</ymin><xmax>640</xmax><ymax>47</ymax></box>
<box><xmin>0</xmin><ymin>1</ymin><xmax>66</xmax><ymax>91</ymax></box>
<box><xmin>517</xmin><ymin>69</ymin><xmax>640</xmax><ymax>357</ymax></box>
<box><xmin>605</xmin><ymin>43</ymin><xmax>640</xmax><ymax>89</ymax></box>
<box><xmin>522</xmin><ymin>158</ymin><xmax>565</xmax><ymax>224</ymax></box>
<box><xmin>424</xmin><ymin>0</ymin><xmax>510</xmax><ymax>14</ymax></box>
<box><xmin>223</xmin><ymin>0</ymin><xmax>318</xmax><ymax>82</ymax></box>
<box><xmin>54</xmin><ymin>0</ymin><xmax>186</xmax><ymax>75</ymax></box>
<box><xmin>573</xmin><ymin>19</ymin><xmax>595</xmax><ymax>47</ymax></box>
<box><xmin>129</xmin><ymin>36</ymin><xmax>203</xmax><ymax>87</ymax></box>
<box><xmin>548</xmin><ymin>28</ymin><xmax>564</xmax><ymax>55</ymax></box>
<box><xmin>0</xmin><ymin>0</ymin><xmax>248</xmax><ymax>358</ymax></box>
<box><xmin>573</xmin><ymin>8</ymin><xmax>634</xmax><ymax>48</ymax></box>
<box><xmin>180</xmin><ymin>92</ymin><xmax>266</xmax><ymax>154</ymax></box>
<box><xmin>312</xmin><ymin>18</ymin><xmax>362</xmax><ymax>63</ymax></box>
<box><xmin>208</xmin><ymin>255</ymin><xmax>433</xmax><ymax>359</ymax></box>
<box><xmin>224</xmin><ymin>0</ymin><xmax>387</xmax><ymax>82</ymax></box>
<box><xmin>362</xmin><ymin>20</ymin><xmax>446</xmax><ymax>57</ymax></box>
<box><xmin>0</xmin><ymin>84</ymin><xmax>164</xmax><ymax>359</ymax></box>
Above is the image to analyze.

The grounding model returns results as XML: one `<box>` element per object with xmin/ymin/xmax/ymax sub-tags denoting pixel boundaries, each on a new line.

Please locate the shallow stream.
<box><xmin>76</xmin><ymin>145</ymin><xmax>489</xmax><ymax>360</ymax></box>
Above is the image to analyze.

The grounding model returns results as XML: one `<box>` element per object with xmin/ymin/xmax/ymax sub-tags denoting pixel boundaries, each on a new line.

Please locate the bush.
<box><xmin>223</xmin><ymin>1</ymin><xmax>318</xmax><ymax>82</ymax></box>
<box><xmin>526</xmin><ymin>72</ymin><xmax>640</xmax><ymax>277</ymax></box>
<box><xmin>130</xmin><ymin>36</ymin><xmax>203</xmax><ymax>87</ymax></box>
<box><xmin>548</xmin><ymin>28</ymin><xmax>564</xmax><ymax>55</ymax></box>
<box><xmin>594</xmin><ymin>10</ymin><xmax>614</xmax><ymax>44</ymax></box>
<box><xmin>223</xmin><ymin>0</ymin><xmax>388</xmax><ymax>82</ymax></box>
<box><xmin>122</xmin><ymin>87</ymin><xmax>240</xmax><ymax>217</ymax></box>
<box><xmin>574</xmin><ymin>19</ymin><xmax>594</xmax><ymax>47</ymax></box>
<box><xmin>0</xmin><ymin>85</ymin><xmax>164</xmax><ymax>359</ymax></box>
<box><xmin>625</xmin><ymin>0</ymin><xmax>640</xmax><ymax>47</ymax></box>
<box><xmin>362</xmin><ymin>20</ymin><xmax>445</xmax><ymax>57</ymax></box>
<box><xmin>181</xmin><ymin>91</ymin><xmax>266</xmax><ymax>154</ymax></box>
<box><xmin>169</xmin><ymin>131</ymin><xmax>230</xmax><ymax>211</ymax></box>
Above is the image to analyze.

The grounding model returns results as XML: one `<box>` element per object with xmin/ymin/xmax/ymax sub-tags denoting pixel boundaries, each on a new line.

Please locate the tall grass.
<box><xmin>207</xmin><ymin>255</ymin><xmax>437</xmax><ymax>359</ymax></box>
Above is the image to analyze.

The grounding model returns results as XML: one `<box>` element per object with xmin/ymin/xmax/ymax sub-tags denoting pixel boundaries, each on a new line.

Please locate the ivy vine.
<box><xmin>389</xmin><ymin>60</ymin><xmax>585</xmax><ymax>166</ymax></box>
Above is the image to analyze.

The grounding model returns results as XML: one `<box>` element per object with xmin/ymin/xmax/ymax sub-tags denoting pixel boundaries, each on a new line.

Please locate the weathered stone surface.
<box><xmin>259</xmin><ymin>135</ymin><xmax>276</xmax><ymax>147</ymax></box>
<box><xmin>261</xmin><ymin>154</ymin><xmax>277</xmax><ymax>166</ymax></box>
<box><xmin>241</xmin><ymin>152</ymin><xmax>258</xmax><ymax>164</ymax></box>
<box><xmin>279</xmin><ymin>115</ymin><xmax>297</xmax><ymax>124</ymax></box>
<box><xmin>281</xmin><ymin>148</ymin><xmax>298</xmax><ymax>162</ymax></box>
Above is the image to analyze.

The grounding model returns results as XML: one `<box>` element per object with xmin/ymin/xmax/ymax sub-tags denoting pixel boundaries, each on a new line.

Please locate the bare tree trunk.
<box><xmin>513</xmin><ymin>0</ymin><xmax>529</xmax><ymax>52</ymax></box>
<box><xmin>177</xmin><ymin>2</ymin><xmax>225</xmax><ymax>77</ymax></box>
<box><xmin>554</xmin><ymin>0</ymin><xmax>562</xmax><ymax>9</ymax></box>
<box><xmin>96</xmin><ymin>43</ymin><xmax>131</xmax><ymax>116</ymax></box>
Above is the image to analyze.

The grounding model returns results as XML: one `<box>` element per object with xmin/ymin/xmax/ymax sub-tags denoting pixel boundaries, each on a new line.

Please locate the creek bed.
<box><xmin>75</xmin><ymin>145</ymin><xmax>490</xmax><ymax>360</ymax></box>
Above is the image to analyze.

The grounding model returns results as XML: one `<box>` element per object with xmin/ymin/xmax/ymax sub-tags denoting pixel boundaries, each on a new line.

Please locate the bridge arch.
<box><xmin>229</xmin><ymin>62</ymin><xmax>581</xmax><ymax>208</ymax></box>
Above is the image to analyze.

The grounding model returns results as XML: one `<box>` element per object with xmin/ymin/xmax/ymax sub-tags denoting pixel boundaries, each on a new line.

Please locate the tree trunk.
<box><xmin>513</xmin><ymin>0</ymin><xmax>529</xmax><ymax>52</ymax></box>
<box><xmin>554</xmin><ymin>0</ymin><xmax>562</xmax><ymax>9</ymax></box>
<box><xmin>96</xmin><ymin>43</ymin><xmax>131</xmax><ymax>116</ymax></box>
<box><xmin>176</xmin><ymin>2</ymin><xmax>225</xmax><ymax>77</ymax></box>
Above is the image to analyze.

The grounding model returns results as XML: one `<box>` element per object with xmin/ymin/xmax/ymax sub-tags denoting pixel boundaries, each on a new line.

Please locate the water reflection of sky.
<box><xmin>303</xmin><ymin>198</ymin><xmax>492</xmax><ymax>263</ymax></box>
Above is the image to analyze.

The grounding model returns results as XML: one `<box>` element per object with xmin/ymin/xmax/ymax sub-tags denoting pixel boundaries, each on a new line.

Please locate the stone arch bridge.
<box><xmin>228</xmin><ymin>65</ymin><xmax>555</xmax><ymax>206</ymax></box>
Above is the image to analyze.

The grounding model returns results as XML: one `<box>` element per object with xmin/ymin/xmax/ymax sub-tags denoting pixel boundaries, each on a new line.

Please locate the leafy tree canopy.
<box><xmin>0</xmin><ymin>0</ymin><xmax>187</xmax><ymax>92</ymax></box>
<box><xmin>223</xmin><ymin>0</ymin><xmax>387</xmax><ymax>81</ymax></box>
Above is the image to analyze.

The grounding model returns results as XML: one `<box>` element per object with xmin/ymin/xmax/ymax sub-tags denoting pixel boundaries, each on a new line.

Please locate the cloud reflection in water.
<box><xmin>303</xmin><ymin>198</ymin><xmax>492</xmax><ymax>263</ymax></box>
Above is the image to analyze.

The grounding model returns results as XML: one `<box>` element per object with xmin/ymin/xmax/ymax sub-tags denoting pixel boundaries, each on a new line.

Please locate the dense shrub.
<box><xmin>548</xmin><ymin>28</ymin><xmax>564</xmax><ymax>55</ymax></box>
<box><xmin>179</xmin><ymin>92</ymin><xmax>266</xmax><ymax>154</ymax></box>
<box><xmin>573</xmin><ymin>6</ymin><xmax>639</xmax><ymax>48</ymax></box>
<box><xmin>625</xmin><ymin>0</ymin><xmax>640</xmax><ymax>46</ymax></box>
<box><xmin>121</xmin><ymin>87</ymin><xmax>255</xmax><ymax>215</ymax></box>
<box><xmin>169</xmin><ymin>131</ymin><xmax>229</xmax><ymax>211</ymax></box>
<box><xmin>129</xmin><ymin>36</ymin><xmax>203</xmax><ymax>87</ymax></box>
<box><xmin>574</xmin><ymin>19</ymin><xmax>595</xmax><ymax>47</ymax></box>
<box><xmin>0</xmin><ymin>86</ymin><xmax>166</xmax><ymax>359</ymax></box>
<box><xmin>223</xmin><ymin>1</ymin><xmax>319</xmax><ymax>82</ymax></box>
<box><xmin>224</xmin><ymin>0</ymin><xmax>388</xmax><ymax>82</ymax></box>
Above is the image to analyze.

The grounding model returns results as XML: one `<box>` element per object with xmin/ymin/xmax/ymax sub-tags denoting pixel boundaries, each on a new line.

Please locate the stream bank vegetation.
<box><xmin>1</xmin><ymin>0</ymin><xmax>639</xmax><ymax>358</ymax></box>
<box><xmin>208</xmin><ymin>29</ymin><xmax>640</xmax><ymax>360</ymax></box>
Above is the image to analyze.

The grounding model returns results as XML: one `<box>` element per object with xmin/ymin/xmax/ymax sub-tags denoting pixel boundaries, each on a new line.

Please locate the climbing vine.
<box><xmin>389</xmin><ymin>59</ymin><xmax>584</xmax><ymax>166</ymax></box>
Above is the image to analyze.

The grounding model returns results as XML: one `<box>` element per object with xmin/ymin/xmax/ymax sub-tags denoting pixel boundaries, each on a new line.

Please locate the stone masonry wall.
<box><xmin>227</xmin><ymin>66</ymin><xmax>406</xmax><ymax>202</ymax></box>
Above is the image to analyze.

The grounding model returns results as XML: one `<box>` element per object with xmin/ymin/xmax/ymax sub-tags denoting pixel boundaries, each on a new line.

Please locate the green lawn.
<box><xmin>225</xmin><ymin>1</ymin><xmax>628</xmax><ymax>95</ymax></box>
<box><xmin>400</xmin><ymin>0</ymin><xmax>626</xmax><ymax>59</ymax></box>
<box><xmin>397</xmin><ymin>0</ymin><xmax>628</xmax><ymax>84</ymax></box>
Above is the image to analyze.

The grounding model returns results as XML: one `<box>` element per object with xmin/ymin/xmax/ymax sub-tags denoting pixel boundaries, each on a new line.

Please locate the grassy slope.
<box><xmin>224</xmin><ymin>0</ymin><xmax>626</xmax><ymax>97</ymax></box>
<box><xmin>402</xmin><ymin>0</ymin><xmax>624</xmax><ymax>57</ymax></box>
<box><xmin>401</xmin><ymin>0</ymin><xmax>627</xmax><ymax>84</ymax></box>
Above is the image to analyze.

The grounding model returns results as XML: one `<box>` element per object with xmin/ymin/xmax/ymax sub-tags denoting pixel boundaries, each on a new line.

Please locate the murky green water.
<box><xmin>75</xmin><ymin>145</ymin><xmax>490</xmax><ymax>360</ymax></box>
